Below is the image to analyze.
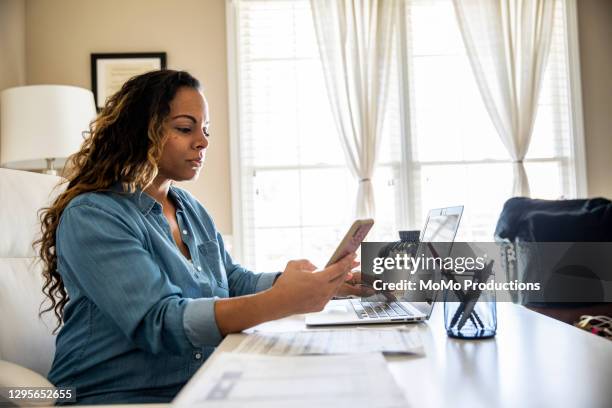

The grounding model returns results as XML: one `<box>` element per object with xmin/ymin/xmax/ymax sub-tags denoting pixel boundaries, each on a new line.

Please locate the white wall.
<box><xmin>0</xmin><ymin>0</ymin><xmax>27</xmax><ymax>161</ymax></box>
<box><xmin>577</xmin><ymin>0</ymin><xmax>612</xmax><ymax>198</ymax></box>
<box><xmin>0</xmin><ymin>0</ymin><xmax>26</xmax><ymax>90</ymax></box>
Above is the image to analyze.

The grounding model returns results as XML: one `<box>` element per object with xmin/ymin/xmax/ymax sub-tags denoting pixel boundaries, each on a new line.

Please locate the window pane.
<box><xmin>408</xmin><ymin>0</ymin><xmax>466</xmax><ymax>56</ymax></box>
<box><xmin>417</xmin><ymin>163</ymin><xmax>513</xmax><ymax>240</ymax></box>
<box><xmin>524</xmin><ymin>161</ymin><xmax>567</xmax><ymax>200</ymax></box>
<box><xmin>253</xmin><ymin>170</ymin><xmax>301</xmax><ymax>227</ymax></box>
<box><xmin>299</xmin><ymin>168</ymin><xmax>355</xmax><ymax>226</ymax></box>
<box><xmin>254</xmin><ymin>225</ymin><xmax>360</xmax><ymax>272</ymax></box>
<box><xmin>369</xmin><ymin>166</ymin><xmax>401</xmax><ymax>241</ymax></box>
<box><xmin>527</xmin><ymin>0</ymin><xmax>572</xmax><ymax>162</ymax></box>
<box><xmin>296</xmin><ymin>61</ymin><xmax>346</xmax><ymax>166</ymax></box>
<box><xmin>242</xmin><ymin>60</ymin><xmax>300</xmax><ymax>166</ymax></box>
<box><xmin>240</xmin><ymin>0</ymin><xmax>317</xmax><ymax>60</ymax></box>
<box><xmin>301</xmin><ymin>226</ymin><xmax>357</xmax><ymax>270</ymax></box>
<box><xmin>241</xmin><ymin>60</ymin><xmax>346</xmax><ymax>167</ymax></box>
<box><xmin>409</xmin><ymin>53</ymin><xmax>506</xmax><ymax>163</ymax></box>
<box><xmin>253</xmin><ymin>227</ymin><xmax>302</xmax><ymax>271</ymax></box>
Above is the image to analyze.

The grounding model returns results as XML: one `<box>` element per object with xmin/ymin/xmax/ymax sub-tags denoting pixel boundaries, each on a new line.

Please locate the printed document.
<box><xmin>173</xmin><ymin>352</ymin><xmax>407</xmax><ymax>407</ymax></box>
<box><xmin>233</xmin><ymin>327</ymin><xmax>423</xmax><ymax>356</ymax></box>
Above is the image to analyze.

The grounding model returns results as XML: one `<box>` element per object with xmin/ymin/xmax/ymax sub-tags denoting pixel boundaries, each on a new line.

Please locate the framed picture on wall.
<box><xmin>91</xmin><ymin>52</ymin><xmax>167</xmax><ymax>110</ymax></box>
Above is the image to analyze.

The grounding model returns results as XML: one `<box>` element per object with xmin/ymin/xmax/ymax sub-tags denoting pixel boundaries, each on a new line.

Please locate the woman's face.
<box><xmin>157</xmin><ymin>86</ymin><xmax>210</xmax><ymax>182</ymax></box>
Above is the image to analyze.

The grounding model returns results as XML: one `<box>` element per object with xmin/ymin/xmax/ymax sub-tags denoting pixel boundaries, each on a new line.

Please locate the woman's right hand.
<box><xmin>270</xmin><ymin>253</ymin><xmax>358</xmax><ymax>315</ymax></box>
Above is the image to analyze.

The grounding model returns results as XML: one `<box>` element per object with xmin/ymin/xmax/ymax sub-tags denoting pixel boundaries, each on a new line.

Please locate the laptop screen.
<box><xmin>421</xmin><ymin>206</ymin><xmax>463</xmax><ymax>244</ymax></box>
<box><xmin>409</xmin><ymin>206</ymin><xmax>464</xmax><ymax>316</ymax></box>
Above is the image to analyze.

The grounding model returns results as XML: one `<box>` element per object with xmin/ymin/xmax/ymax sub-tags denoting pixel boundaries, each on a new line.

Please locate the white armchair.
<box><xmin>0</xmin><ymin>169</ymin><xmax>64</xmax><ymax>405</ymax></box>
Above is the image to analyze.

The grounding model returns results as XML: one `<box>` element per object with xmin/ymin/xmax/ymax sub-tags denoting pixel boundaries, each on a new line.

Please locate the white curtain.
<box><xmin>453</xmin><ymin>0</ymin><xmax>557</xmax><ymax>197</ymax></box>
<box><xmin>310</xmin><ymin>0</ymin><xmax>397</xmax><ymax>217</ymax></box>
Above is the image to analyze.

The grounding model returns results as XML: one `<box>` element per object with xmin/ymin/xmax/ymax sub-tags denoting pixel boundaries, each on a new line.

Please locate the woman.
<box><xmin>36</xmin><ymin>70</ymin><xmax>363</xmax><ymax>404</ymax></box>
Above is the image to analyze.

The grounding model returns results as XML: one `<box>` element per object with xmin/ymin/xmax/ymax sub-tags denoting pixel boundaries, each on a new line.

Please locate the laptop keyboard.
<box><xmin>350</xmin><ymin>299</ymin><xmax>413</xmax><ymax>319</ymax></box>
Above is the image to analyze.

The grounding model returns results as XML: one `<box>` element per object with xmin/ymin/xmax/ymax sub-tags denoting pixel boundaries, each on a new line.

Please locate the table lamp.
<box><xmin>0</xmin><ymin>85</ymin><xmax>97</xmax><ymax>175</ymax></box>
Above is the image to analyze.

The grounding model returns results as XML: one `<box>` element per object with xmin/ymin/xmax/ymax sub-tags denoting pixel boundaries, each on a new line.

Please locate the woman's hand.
<box><xmin>335</xmin><ymin>271</ymin><xmax>377</xmax><ymax>298</ymax></box>
<box><xmin>214</xmin><ymin>253</ymin><xmax>357</xmax><ymax>336</ymax></box>
<box><xmin>270</xmin><ymin>253</ymin><xmax>359</xmax><ymax>315</ymax></box>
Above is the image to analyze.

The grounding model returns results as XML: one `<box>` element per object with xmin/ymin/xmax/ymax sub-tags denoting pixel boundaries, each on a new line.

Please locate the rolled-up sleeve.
<box><xmin>254</xmin><ymin>272</ymin><xmax>281</xmax><ymax>292</ymax></box>
<box><xmin>58</xmin><ymin>203</ymin><xmax>220</xmax><ymax>354</ymax></box>
<box><xmin>182</xmin><ymin>298</ymin><xmax>223</xmax><ymax>348</ymax></box>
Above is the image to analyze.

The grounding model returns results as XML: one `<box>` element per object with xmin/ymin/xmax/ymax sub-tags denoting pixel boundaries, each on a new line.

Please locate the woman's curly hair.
<box><xmin>34</xmin><ymin>69</ymin><xmax>201</xmax><ymax>332</ymax></box>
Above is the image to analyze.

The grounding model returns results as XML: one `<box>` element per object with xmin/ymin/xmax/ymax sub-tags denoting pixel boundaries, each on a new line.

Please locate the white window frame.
<box><xmin>564</xmin><ymin>0</ymin><xmax>588</xmax><ymax>197</ymax></box>
<box><xmin>226</xmin><ymin>0</ymin><xmax>245</xmax><ymax>261</ymax></box>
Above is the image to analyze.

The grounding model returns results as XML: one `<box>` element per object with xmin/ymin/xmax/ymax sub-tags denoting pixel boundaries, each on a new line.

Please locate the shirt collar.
<box><xmin>168</xmin><ymin>185</ymin><xmax>186</xmax><ymax>213</ymax></box>
<box><xmin>109</xmin><ymin>182</ymin><xmax>185</xmax><ymax>215</ymax></box>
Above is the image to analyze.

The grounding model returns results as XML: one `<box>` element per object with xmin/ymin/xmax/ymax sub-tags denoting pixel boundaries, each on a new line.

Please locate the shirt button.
<box><xmin>182</xmin><ymin>229</ymin><xmax>188</xmax><ymax>235</ymax></box>
<box><xmin>194</xmin><ymin>352</ymin><xmax>202</xmax><ymax>360</ymax></box>
<box><xmin>197</xmin><ymin>266</ymin><xmax>202</xmax><ymax>271</ymax></box>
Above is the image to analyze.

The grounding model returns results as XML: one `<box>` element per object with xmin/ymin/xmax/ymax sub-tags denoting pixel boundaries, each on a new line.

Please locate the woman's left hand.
<box><xmin>335</xmin><ymin>271</ymin><xmax>376</xmax><ymax>297</ymax></box>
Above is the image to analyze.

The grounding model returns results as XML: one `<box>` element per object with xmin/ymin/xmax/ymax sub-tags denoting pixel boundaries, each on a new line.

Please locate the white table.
<box><xmin>186</xmin><ymin>303</ymin><xmax>611</xmax><ymax>408</ymax></box>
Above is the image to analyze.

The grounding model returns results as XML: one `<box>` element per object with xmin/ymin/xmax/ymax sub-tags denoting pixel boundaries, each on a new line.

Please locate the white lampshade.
<box><xmin>0</xmin><ymin>85</ymin><xmax>96</xmax><ymax>171</ymax></box>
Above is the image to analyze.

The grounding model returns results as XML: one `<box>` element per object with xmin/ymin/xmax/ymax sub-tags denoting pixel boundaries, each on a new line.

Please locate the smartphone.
<box><xmin>325</xmin><ymin>219</ymin><xmax>375</xmax><ymax>267</ymax></box>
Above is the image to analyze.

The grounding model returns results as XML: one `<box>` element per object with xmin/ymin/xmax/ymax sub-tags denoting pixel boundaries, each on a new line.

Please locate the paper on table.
<box><xmin>173</xmin><ymin>352</ymin><xmax>407</xmax><ymax>408</ymax></box>
<box><xmin>233</xmin><ymin>327</ymin><xmax>423</xmax><ymax>356</ymax></box>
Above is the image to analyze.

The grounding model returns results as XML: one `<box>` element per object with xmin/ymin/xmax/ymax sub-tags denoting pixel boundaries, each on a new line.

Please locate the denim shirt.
<box><xmin>47</xmin><ymin>185</ymin><xmax>279</xmax><ymax>405</ymax></box>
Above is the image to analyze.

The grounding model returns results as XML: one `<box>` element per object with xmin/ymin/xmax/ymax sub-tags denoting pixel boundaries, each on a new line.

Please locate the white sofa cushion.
<box><xmin>0</xmin><ymin>169</ymin><xmax>64</xmax><ymax>377</ymax></box>
<box><xmin>0</xmin><ymin>359</ymin><xmax>56</xmax><ymax>406</ymax></box>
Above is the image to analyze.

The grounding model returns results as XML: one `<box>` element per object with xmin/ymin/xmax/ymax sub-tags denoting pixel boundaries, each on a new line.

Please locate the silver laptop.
<box><xmin>305</xmin><ymin>206</ymin><xmax>464</xmax><ymax>326</ymax></box>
